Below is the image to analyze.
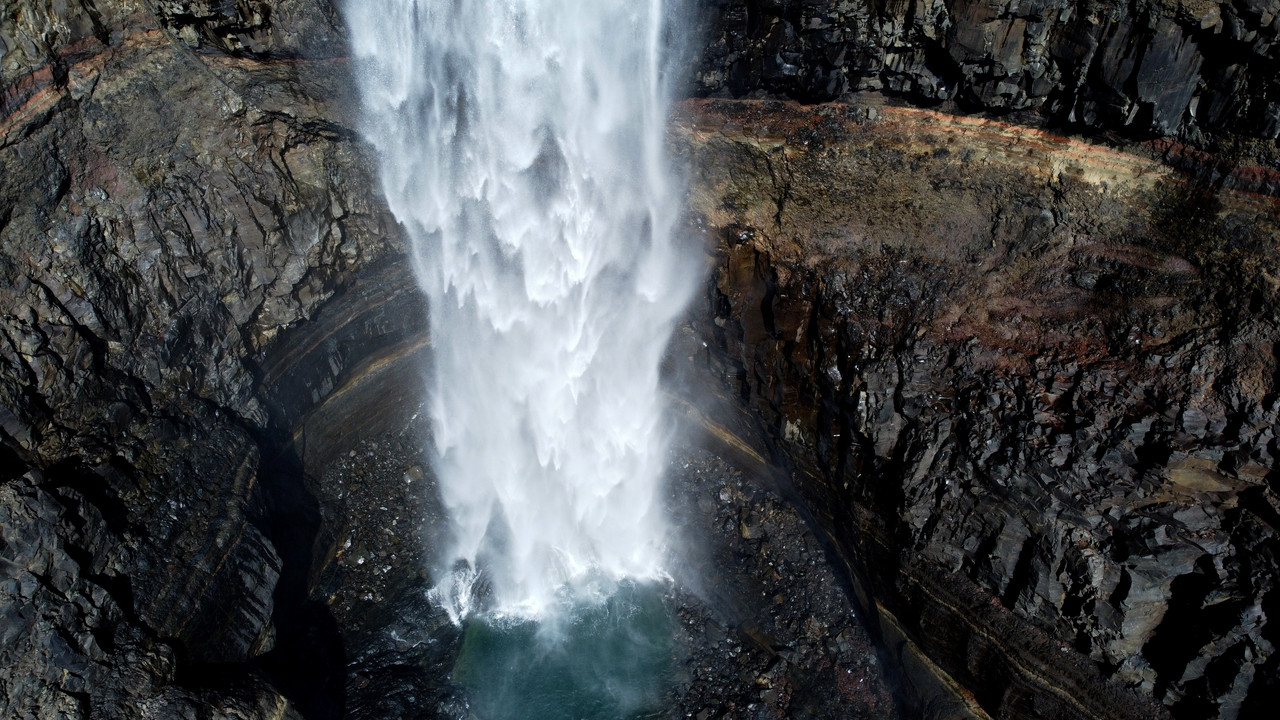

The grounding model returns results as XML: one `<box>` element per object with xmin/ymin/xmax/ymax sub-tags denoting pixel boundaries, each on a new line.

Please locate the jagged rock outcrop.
<box><xmin>693</xmin><ymin>0</ymin><xmax>1280</xmax><ymax>146</ymax></box>
<box><xmin>678</xmin><ymin>98</ymin><xmax>1279</xmax><ymax>719</ymax></box>
<box><xmin>2</xmin><ymin>1</ymin><xmax>403</xmax><ymax>716</ymax></box>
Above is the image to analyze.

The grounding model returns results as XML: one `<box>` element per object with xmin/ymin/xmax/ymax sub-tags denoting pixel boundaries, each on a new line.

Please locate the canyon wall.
<box><xmin>693</xmin><ymin>0</ymin><xmax>1280</xmax><ymax>147</ymax></box>
<box><xmin>678</xmin><ymin>3</ymin><xmax>1280</xmax><ymax>717</ymax></box>
<box><xmin>2</xmin><ymin>1</ymin><xmax>1279</xmax><ymax>718</ymax></box>
<box><xmin>678</xmin><ymin>99</ymin><xmax>1279</xmax><ymax>718</ymax></box>
<box><xmin>1</xmin><ymin>1</ymin><xmax>409</xmax><ymax>715</ymax></box>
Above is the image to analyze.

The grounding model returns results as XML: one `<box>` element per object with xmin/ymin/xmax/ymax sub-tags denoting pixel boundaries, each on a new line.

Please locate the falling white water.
<box><xmin>344</xmin><ymin>1</ymin><xmax>696</xmax><ymax>619</ymax></box>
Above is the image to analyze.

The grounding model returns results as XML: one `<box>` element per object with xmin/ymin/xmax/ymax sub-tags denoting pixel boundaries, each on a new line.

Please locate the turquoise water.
<box><xmin>452</xmin><ymin>582</ymin><xmax>674</xmax><ymax>720</ymax></box>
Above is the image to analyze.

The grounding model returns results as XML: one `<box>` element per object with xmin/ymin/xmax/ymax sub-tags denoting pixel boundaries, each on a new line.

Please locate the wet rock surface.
<box><xmin>665</xmin><ymin>444</ymin><xmax>900</xmax><ymax>719</ymax></box>
<box><xmin>283</xmin><ymin>399</ymin><xmax>902</xmax><ymax>720</ymax></box>
<box><xmin>303</xmin><ymin>418</ymin><xmax>464</xmax><ymax>720</ymax></box>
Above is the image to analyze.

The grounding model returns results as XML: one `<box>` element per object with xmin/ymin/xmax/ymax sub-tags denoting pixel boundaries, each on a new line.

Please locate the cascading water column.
<box><xmin>343</xmin><ymin>0</ymin><xmax>695</xmax><ymax>622</ymax></box>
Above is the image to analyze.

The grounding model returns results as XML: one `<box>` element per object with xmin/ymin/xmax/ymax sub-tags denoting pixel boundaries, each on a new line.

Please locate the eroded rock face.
<box><xmin>2</xmin><ymin>1</ymin><xmax>402</xmax><ymax>715</ymax></box>
<box><xmin>692</xmin><ymin>0</ymin><xmax>1280</xmax><ymax>145</ymax></box>
<box><xmin>678</xmin><ymin>98</ymin><xmax>1280</xmax><ymax>719</ymax></box>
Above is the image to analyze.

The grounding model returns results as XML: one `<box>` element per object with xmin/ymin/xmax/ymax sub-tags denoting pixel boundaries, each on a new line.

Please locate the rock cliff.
<box><xmin>677</xmin><ymin>98</ymin><xmax>1279</xmax><ymax>718</ymax></box>
<box><xmin>693</xmin><ymin>0</ymin><xmax>1280</xmax><ymax>147</ymax></box>
<box><xmin>2</xmin><ymin>1</ymin><xmax>404</xmax><ymax>714</ymax></box>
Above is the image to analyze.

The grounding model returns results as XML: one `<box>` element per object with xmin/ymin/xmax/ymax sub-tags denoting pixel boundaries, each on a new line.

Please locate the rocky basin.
<box><xmin>3</xmin><ymin>1</ymin><xmax>1280</xmax><ymax>719</ymax></box>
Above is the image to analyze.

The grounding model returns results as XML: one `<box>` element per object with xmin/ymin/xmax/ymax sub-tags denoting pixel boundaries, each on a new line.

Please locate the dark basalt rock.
<box><xmin>677</xmin><ymin>98</ymin><xmax>1280</xmax><ymax>718</ymax></box>
<box><xmin>4</xmin><ymin>1</ymin><xmax>1280</xmax><ymax>719</ymax></box>
<box><xmin>691</xmin><ymin>0</ymin><xmax>1280</xmax><ymax>147</ymax></box>
<box><xmin>2</xmin><ymin>0</ymin><xmax>402</xmax><ymax>715</ymax></box>
<box><xmin>663</xmin><ymin>444</ymin><xmax>901</xmax><ymax>720</ymax></box>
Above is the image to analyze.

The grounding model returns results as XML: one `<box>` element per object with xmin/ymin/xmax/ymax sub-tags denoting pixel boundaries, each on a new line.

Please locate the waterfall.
<box><xmin>343</xmin><ymin>1</ymin><xmax>696</xmax><ymax>620</ymax></box>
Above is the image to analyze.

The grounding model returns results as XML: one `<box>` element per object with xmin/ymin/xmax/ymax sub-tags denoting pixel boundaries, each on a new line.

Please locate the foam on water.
<box><xmin>343</xmin><ymin>0</ymin><xmax>696</xmax><ymax>620</ymax></box>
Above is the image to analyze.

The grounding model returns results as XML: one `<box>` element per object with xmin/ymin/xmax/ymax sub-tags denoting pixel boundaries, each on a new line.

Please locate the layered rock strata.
<box><xmin>678</xmin><ymin>97</ymin><xmax>1279</xmax><ymax>719</ymax></box>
